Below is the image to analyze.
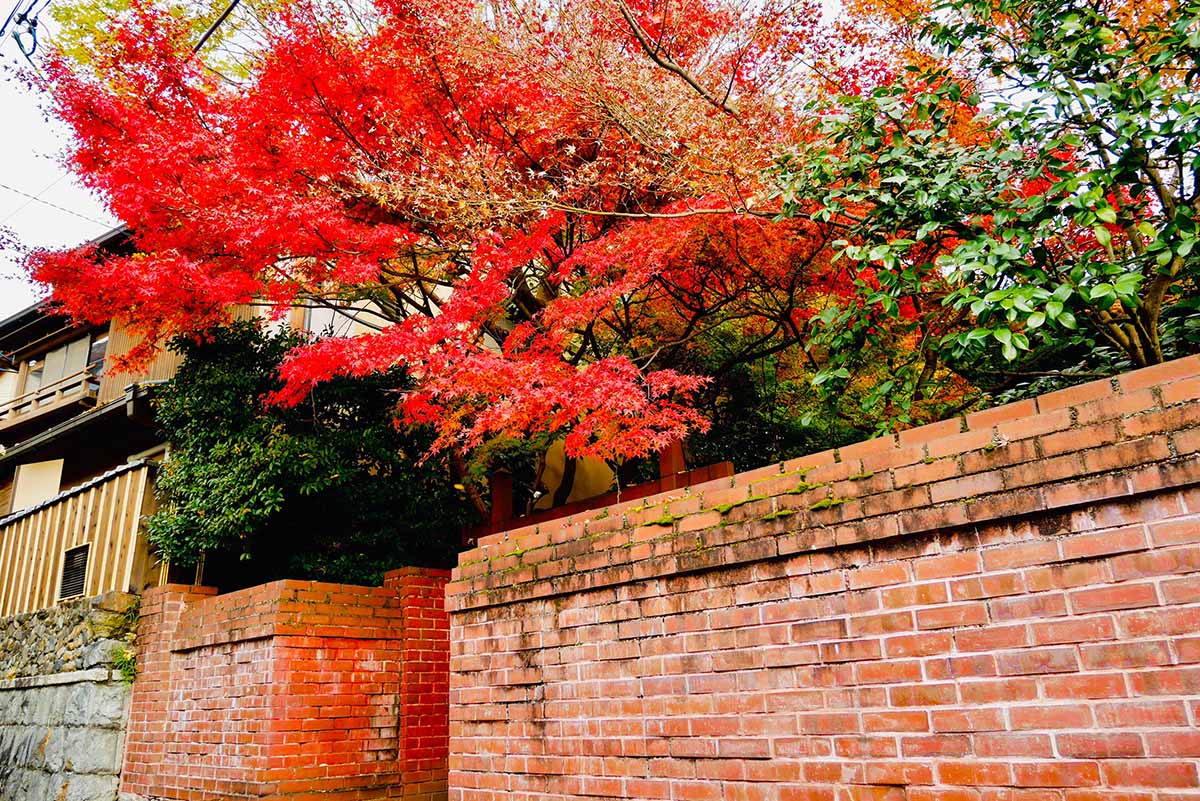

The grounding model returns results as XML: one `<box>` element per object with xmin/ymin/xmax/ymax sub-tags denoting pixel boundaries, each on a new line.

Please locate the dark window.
<box><xmin>88</xmin><ymin>335</ymin><xmax>108</xmax><ymax>373</ymax></box>
<box><xmin>59</xmin><ymin>544</ymin><xmax>89</xmax><ymax>600</ymax></box>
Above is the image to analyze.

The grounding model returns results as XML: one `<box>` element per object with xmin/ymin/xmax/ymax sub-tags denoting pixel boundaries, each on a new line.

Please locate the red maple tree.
<box><xmin>30</xmin><ymin>0</ymin><xmax>881</xmax><ymax>462</ymax></box>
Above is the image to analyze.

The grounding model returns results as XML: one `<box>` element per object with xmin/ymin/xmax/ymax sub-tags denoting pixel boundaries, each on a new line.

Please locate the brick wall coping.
<box><xmin>151</xmin><ymin>578</ymin><xmax>405</xmax><ymax>652</ymax></box>
<box><xmin>448</xmin><ymin>354</ymin><xmax>1200</xmax><ymax>612</ymax></box>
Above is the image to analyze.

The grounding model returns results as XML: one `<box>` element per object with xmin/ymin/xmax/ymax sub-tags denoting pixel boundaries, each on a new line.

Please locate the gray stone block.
<box><xmin>63</xmin><ymin>772</ymin><xmax>119</xmax><ymax>801</ymax></box>
<box><xmin>64</xmin><ymin>728</ymin><xmax>121</xmax><ymax>775</ymax></box>
<box><xmin>87</xmin><ymin>684</ymin><xmax>129</xmax><ymax>729</ymax></box>
<box><xmin>41</xmin><ymin>726</ymin><xmax>67</xmax><ymax>773</ymax></box>
<box><xmin>81</xmin><ymin>640</ymin><xmax>123</xmax><ymax>670</ymax></box>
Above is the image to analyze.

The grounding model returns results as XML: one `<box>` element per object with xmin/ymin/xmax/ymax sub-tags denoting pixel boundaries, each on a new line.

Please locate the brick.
<box><xmin>885</xmin><ymin>632</ymin><xmax>953</xmax><ymax>658</ymax></box>
<box><xmin>894</xmin><ymin>458</ymin><xmax>960</xmax><ymax>489</ymax></box>
<box><xmin>915</xmin><ymin>552</ymin><xmax>982</xmax><ymax>581</ymax></box>
<box><xmin>930</xmin><ymin>471</ymin><xmax>1005</xmax><ymax>504</ymax></box>
<box><xmin>1043</xmin><ymin>673</ymin><xmax>1128</xmax><ymax>702</ymax></box>
<box><xmin>982</xmin><ymin>541</ymin><xmax>1060</xmax><ymax>571</ymax></box>
<box><xmin>1061</xmin><ymin>526</ymin><xmax>1147</xmax><ymax>560</ymax></box>
<box><xmin>1057</xmin><ymin>733</ymin><xmax>1145</xmax><ymax>758</ymax></box>
<box><xmin>960</xmin><ymin>437</ymin><xmax>1041</xmax><ymax>474</ymax></box>
<box><xmin>1119</xmin><ymin>355</ymin><xmax>1200</xmax><ymax>391</ymax></box>
<box><xmin>1101</xmin><ymin>761</ymin><xmax>1199</xmax><ymax>788</ymax></box>
<box><xmin>889</xmin><ymin>683</ymin><xmax>958</xmax><ymax>707</ymax></box>
<box><xmin>1110</xmin><ymin>545</ymin><xmax>1200</xmax><ymax>580</ymax></box>
<box><xmin>849</xmin><ymin>562</ymin><xmax>910</xmax><ymax>590</ymax></box>
<box><xmin>1094</xmin><ymin>700</ymin><xmax>1189</xmax><ymax>727</ymax></box>
<box><xmin>930</xmin><ymin>708</ymin><xmax>1004</xmax><ymax>733</ymax></box>
<box><xmin>902</xmin><ymin>735</ymin><xmax>972</xmax><ymax>757</ymax></box>
<box><xmin>950</xmin><ymin>572</ymin><xmax>1025</xmax><ymax>601</ymax></box>
<box><xmin>925</xmin><ymin>427</ymin><xmax>994</xmax><ymax>459</ymax></box>
<box><xmin>900</xmin><ymin>416</ymin><xmax>963</xmax><ymax>447</ymax></box>
<box><xmin>937</xmin><ymin>761</ymin><xmax>1012</xmax><ymax>786</ymax></box>
<box><xmin>1012</xmin><ymin>762</ymin><xmax>1102</xmax><ymax>788</ymax></box>
<box><xmin>1129</xmin><ymin>666</ymin><xmax>1200</xmax><ymax>695</ymax></box>
<box><xmin>1082</xmin><ymin>640</ymin><xmax>1173</xmax><ymax>669</ymax></box>
<box><xmin>924</xmin><ymin>653</ymin><xmax>997</xmax><ymax>680</ymax></box>
<box><xmin>819</xmin><ymin>639</ymin><xmax>883</xmax><ymax>663</ymax></box>
<box><xmin>1024</xmin><ymin>561</ymin><xmax>1111</xmax><ymax>592</ymax></box>
<box><xmin>956</xmin><ymin>625</ymin><xmax>1028</xmax><ymax>652</ymax></box>
<box><xmin>996</xmin><ymin>647</ymin><xmax>1078</xmax><ymax>675</ymax></box>
<box><xmin>881</xmin><ymin>582</ymin><xmax>949</xmax><ymax>609</ymax></box>
<box><xmin>997</xmin><ymin>406</ymin><xmax>1073</xmax><ymax>439</ymax></box>
<box><xmin>1041</xmin><ymin>420</ymin><xmax>1123</xmax><ymax>457</ymax></box>
<box><xmin>917</xmin><ymin>603</ymin><xmax>988</xmax><ymax>630</ymax></box>
<box><xmin>1163</xmin><ymin>575</ymin><xmax>1200</xmax><ymax>604</ymax></box>
<box><xmin>965</xmin><ymin>398</ymin><xmax>1037</xmax><ymax>429</ymax></box>
<box><xmin>1010</xmin><ymin>704</ymin><xmax>1094</xmax><ymax>730</ymax></box>
<box><xmin>1125</xmin><ymin>403</ymin><xmax>1200</xmax><ymax>436</ymax></box>
<box><xmin>849</xmin><ymin>611</ymin><xmax>915</xmax><ymax>637</ymax></box>
<box><xmin>1003</xmin><ymin>453</ymin><xmax>1086</xmax><ymax>490</ymax></box>
<box><xmin>1036</xmin><ymin>377</ymin><xmax>1117</xmax><ymax>411</ymax></box>
<box><xmin>974</xmin><ymin>733</ymin><xmax>1053</xmax><ymax>758</ymax></box>
<box><xmin>1031</xmin><ymin>616</ymin><xmax>1115</xmax><ymax>645</ymax></box>
<box><xmin>1160</xmin><ymin>373</ymin><xmax>1200</xmax><ymax>404</ymax></box>
<box><xmin>1146</xmin><ymin>731</ymin><xmax>1200</xmax><ymax>756</ymax></box>
<box><xmin>1074</xmin><ymin>388</ymin><xmax>1157</xmax><ymax>425</ymax></box>
<box><xmin>863</xmin><ymin>710</ymin><xmax>929</xmax><ymax>732</ymax></box>
<box><xmin>1070</xmin><ymin>583</ymin><xmax>1159</xmax><ymax>613</ymax></box>
<box><xmin>989</xmin><ymin>592</ymin><xmax>1067</xmax><ymax>621</ymax></box>
<box><xmin>1149</xmin><ymin>517</ymin><xmax>1200</xmax><ymax>547</ymax></box>
<box><xmin>1119</xmin><ymin>606</ymin><xmax>1200</xmax><ymax>637</ymax></box>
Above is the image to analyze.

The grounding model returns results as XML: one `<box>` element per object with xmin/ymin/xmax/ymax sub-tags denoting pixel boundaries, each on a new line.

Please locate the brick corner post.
<box><xmin>121</xmin><ymin>584</ymin><xmax>218</xmax><ymax>800</ymax></box>
<box><xmin>384</xmin><ymin>567</ymin><xmax>453</xmax><ymax>801</ymax></box>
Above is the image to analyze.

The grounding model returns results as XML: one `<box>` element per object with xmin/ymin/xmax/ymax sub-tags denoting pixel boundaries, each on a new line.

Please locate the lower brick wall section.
<box><xmin>450</xmin><ymin>489</ymin><xmax>1200</xmax><ymax>800</ymax></box>
<box><xmin>121</xmin><ymin>569</ymin><xmax>450</xmax><ymax>801</ymax></box>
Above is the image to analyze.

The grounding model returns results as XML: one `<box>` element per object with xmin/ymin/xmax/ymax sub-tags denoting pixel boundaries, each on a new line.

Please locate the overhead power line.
<box><xmin>193</xmin><ymin>0</ymin><xmax>242</xmax><ymax>53</ymax></box>
<box><xmin>0</xmin><ymin>180</ymin><xmax>111</xmax><ymax>227</ymax></box>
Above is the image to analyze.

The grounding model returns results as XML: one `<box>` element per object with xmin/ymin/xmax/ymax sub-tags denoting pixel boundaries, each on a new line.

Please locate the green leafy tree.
<box><xmin>147</xmin><ymin>321</ymin><xmax>472</xmax><ymax>587</ymax></box>
<box><xmin>776</xmin><ymin>0</ymin><xmax>1200</xmax><ymax>408</ymax></box>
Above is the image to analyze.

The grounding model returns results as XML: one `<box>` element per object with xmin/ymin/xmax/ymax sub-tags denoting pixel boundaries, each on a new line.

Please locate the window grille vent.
<box><xmin>59</xmin><ymin>544</ymin><xmax>89</xmax><ymax>600</ymax></box>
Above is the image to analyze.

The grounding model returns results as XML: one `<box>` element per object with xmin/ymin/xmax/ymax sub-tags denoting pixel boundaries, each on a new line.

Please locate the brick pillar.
<box><xmin>120</xmin><ymin>584</ymin><xmax>217</xmax><ymax>800</ymax></box>
<box><xmin>384</xmin><ymin>567</ymin><xmax>451</xmax><ymax>801</ymax></box>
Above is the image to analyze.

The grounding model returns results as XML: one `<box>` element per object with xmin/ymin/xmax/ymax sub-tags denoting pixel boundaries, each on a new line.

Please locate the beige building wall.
<box><xmin>10</xmin><ymin>459</ymin><xmax>64</xmax><ymax>512</ymax></box>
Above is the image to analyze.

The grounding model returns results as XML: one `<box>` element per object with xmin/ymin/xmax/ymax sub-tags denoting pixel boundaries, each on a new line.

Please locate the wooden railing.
<box><xmin>0</xmin><ymin>462</ymin><xmax>157</xmax><ymax>618</ymax></box>
<box><xmin>466</xmin><ymin>444</ymin><xmax>735</xmax><ymax>545</ymax></box>
<box><xmin>0</xmin><ymin>365</ymin><xmax>101</xmax><ymax>428</ymax></box>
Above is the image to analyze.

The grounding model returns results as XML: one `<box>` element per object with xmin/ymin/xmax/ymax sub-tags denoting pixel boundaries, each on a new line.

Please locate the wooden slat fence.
<box><xmin>0</xmin><ymin>462</ymin><xmax>157</xmax><ymax>617</ymax></box>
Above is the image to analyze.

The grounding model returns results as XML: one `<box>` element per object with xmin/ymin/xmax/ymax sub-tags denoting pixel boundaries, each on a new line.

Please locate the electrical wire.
<box><xmin>0</xmin><ymin>173</ymin><xmax>64</xmax><ymax>226</ymax></box>
<box><xmin>193</xmin><ymin>0</ymin><xmax>242</xmax><ymax>53</ymax></box>
<box><xmin>0</xmin><ymin>0</ymin><xmax>243</xmax><ymax>242</ymax></box>
<box><xmin>0</xmin><ymin>0</ymin><xmax>33</xmax><ymax>38</ymax></box>
<box><xmin>1</xmin><ymin>0</ymin><xmax>51</xmax><ymax>70</ymax></box>
<box><xmin>0</xmin><ymin>180</ymin><xmax>111</xmax><ymax>227</ymax></box>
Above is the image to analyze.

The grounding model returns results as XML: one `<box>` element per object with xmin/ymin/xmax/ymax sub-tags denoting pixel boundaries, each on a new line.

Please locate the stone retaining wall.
<box><xmin>0</xmin><ymin>592</ymin><xmax>138</xmax><ymax>801</ymax></box>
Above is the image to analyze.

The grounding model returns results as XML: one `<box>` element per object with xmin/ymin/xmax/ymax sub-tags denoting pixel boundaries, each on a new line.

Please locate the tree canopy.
<box><xmin>777</xmin><ymin>0</ymin><xmax>1200</xmax><ymax>414</ymax></box>
<box><xmin>29</xmin><ymin>0</ymin><xmax>877</xmax><ymax>464</ymax></box>
<box><xmin>24</xmin><ymin>0</ymin><xmax>1200</xmax><ymax>470</ymax></box>
<box><xmin>148</xmin><ymin>321</ymin><xmax>470</xmax><ymax>585</ymax></box>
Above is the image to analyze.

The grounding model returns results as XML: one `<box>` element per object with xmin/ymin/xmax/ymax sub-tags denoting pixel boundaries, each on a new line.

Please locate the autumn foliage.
<box><xmin>30</xmin><ymin>0</ymin><xmax>886</xmax><ymax>461</ymax></box>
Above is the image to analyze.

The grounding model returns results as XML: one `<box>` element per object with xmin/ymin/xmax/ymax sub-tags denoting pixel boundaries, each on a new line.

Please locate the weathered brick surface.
<box><xmin>448</xmin><ymin>355</ymin><xmax>1200</xmax><ymax>801</ymax></box>
<box><xmin>120</xmin><ymin>569</ymin><xmax>450</xmax><ymax>801</ymax></box>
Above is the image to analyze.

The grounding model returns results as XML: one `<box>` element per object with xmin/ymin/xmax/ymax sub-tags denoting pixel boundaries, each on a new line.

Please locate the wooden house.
<box><xmin>0</xmin><ymin>296</ymin><xmax>182</xmax><ymax>617</ymax></box>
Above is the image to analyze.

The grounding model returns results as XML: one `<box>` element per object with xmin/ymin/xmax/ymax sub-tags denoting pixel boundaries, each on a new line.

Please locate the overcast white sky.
<box><xmin>0</xmin><ymin>36</ymin><xmax>120</xmax><ymax>321</ymax></box>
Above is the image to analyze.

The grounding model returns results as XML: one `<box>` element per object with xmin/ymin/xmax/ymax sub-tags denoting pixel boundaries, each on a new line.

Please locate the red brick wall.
<box><xmin>447</xmin><ymin>355</ymin><xmax>1200</xmax><ymax>801</ymax></box>
<box><xmin>122</xmin><ymin>569</ymin><xmax>450</xmax><ymax>801</ymax></box>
